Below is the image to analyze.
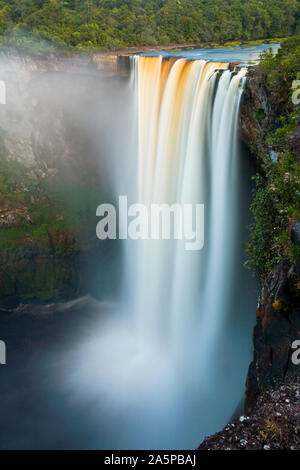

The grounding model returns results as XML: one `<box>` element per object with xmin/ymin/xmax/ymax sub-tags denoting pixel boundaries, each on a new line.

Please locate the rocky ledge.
<box><xmin>198</xmin><ymin>384</ymin><xmax>300</xmax><ymax>450</ymax></box>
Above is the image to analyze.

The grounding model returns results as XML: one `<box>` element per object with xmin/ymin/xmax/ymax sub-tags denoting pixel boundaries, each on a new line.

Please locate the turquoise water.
<box><xmin>141</xmin><ymin>42</ymin><xmax>280</xmax><ymax>65</ymax></box>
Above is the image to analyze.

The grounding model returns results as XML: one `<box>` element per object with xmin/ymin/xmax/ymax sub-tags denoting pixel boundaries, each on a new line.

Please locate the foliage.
<box><xmin>0</xmin><ymin>154</ymin><xmax>103</xmax><ymax>256</ymax></box>
<box><xmin>246</xmin><ymin>34</ymin><xmax>300</xmax><ymax>282</ymax></box>
<box><xmin>259</xmin><ymin>34</ymin><xmax>300</xmax><ymax>115</ymax></box>
<box><xmin>0</xmin><ymin>0</ymin><xmax>298</xmax><ymax>53</ymax></box>
<box><xmin>256</xmin><ymin>417</ymin><xmax>286</xmax><ymax>444</ymax></box>
<box><xmin>247</xmin><ymin>155</ymin><xmax>300</xmax><ymax>280</ymax></box>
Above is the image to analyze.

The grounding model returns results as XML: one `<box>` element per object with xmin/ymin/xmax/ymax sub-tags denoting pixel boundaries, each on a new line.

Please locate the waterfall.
<box><xmin>131</xmin><ymin>56</ymin><xmax>247</xmax><ymax>361</ymax></box>
<box><xmin>68</xmin><ymin>55</ymin><xmax>256</xmax><ymax>450</ymax></box>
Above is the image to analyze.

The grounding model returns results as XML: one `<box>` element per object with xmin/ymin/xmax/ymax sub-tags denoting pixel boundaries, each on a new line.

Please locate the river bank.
<box><xmin>90</xmin><ymin>37</ymin><xmax>286</xmax><ymax>56</ymax></box>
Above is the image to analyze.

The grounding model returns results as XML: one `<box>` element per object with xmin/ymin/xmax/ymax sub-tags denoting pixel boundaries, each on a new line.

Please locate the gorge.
<box><xmin>0</xmin><ymin>41</ymin><xmax>299</xmax><ymax>450</ymax></box>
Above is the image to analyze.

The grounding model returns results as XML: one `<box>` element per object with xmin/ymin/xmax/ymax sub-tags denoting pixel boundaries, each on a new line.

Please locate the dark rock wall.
<box><xmin>245</xmin><ymin>259</ymin><xmax>300</xmax><ymax>413</ymax></box>
<box><xmin>240</xmin><ymin>67</ymin><xmax>271</xmax><ymax>156</ymax></box>
<box><xmin>240</xmin><ymin>66</ymin><xmax>300</xmax><ymax>411</ymax></box>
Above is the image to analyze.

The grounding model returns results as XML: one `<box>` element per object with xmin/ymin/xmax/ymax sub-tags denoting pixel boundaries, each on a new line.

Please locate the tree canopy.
<box><xmin>0</xmin><ymin>0</ymin><xmax>299</xmax><ymax>53</ymax></box>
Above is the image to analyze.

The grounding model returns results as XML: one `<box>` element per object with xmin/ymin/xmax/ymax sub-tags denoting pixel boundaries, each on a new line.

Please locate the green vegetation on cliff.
<box><xmin>0</xmin><ymin>149</ymin><xmax>107</xmax><ymax>305</ymax></box>
<box><xmin>0</xmin><ymin>0</ymin><xmax>299</xmax><ymax>53</ymax></box>
<box><xmin>246</xmin><ymin>34</ymin><xmax>300</xmax><ymax>281</ymax></box>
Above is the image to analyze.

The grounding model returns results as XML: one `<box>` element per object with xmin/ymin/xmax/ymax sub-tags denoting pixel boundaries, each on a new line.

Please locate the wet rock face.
<box><xmin>245</xmin><ymin>259</ymin><xmax>300</xmax><ymax>413</ymax></box>
<box><xmin>0</xmin><ymin>237</ymin><xmax>119</xmax><ymax>309</ymax></box>
<box><xmin>239</xmin><ymin>67</ymin><xmax>271</xmax><ymax>155</ymax></box>
<box><xmin>239</xmin><ymin>67</ymin><xmax>299</xmax><ymax>165</ymax></box>
<box><xmin>198</xmin><ymin>384</ymin><xmax>300</xmax><ymax>450</ymax></box>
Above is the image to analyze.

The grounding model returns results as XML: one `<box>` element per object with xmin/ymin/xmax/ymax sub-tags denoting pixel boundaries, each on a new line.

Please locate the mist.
<box><xmin>0</xmin><ymin>52</ymin><xmax>258</xmax><ymax>450</ymax></box>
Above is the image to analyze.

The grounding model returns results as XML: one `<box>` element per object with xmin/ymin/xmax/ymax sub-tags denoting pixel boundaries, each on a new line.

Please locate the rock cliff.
<box><xmin>0</xmin><ymin>53</ymin><xmax>124</xmax><ymax>308</ymax></box>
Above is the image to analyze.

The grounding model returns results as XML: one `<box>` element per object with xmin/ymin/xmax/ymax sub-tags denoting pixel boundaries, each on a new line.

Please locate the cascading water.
<box><xmin>67</xmin><ymin>55</ymin><xmax>256</xmax><ymax>450</ymax></box>
<box><xmin>132</xmin><ymin>57</ymin><xmax>247</xmax><ymax>359</ymax></box>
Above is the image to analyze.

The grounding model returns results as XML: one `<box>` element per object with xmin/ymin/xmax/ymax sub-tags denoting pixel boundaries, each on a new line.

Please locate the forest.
<box><xmin>0</xmin><ymin>0</ymin><xmax>299</xmax><ymax>53</ymax></box>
